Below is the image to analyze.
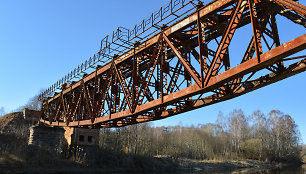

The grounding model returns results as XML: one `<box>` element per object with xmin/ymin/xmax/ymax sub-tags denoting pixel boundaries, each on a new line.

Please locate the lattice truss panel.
<box><xmin>41</xmin><ymin>0</ymin><xmax>306</xmax><ymax>128</ymax></box>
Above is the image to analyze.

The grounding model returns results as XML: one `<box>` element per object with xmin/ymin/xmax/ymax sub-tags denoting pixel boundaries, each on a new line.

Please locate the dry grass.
<box><xmin>302</xmin><ymin>145</ymin><xmax>306</xmax><ymax>163</ymax></box>
<box><xmin>175</xmin><ymin>158</ymin><xmax>278</xmax><ymax>172</ymax></box>
<box><xmin>0</xmin><ymin>112</ymin><xmax>31</xmax><ymax>148</ymax></box>
<box><xmin>0</xmin><ymin>112</ymin><xmax>23</xmax><ymax>132</ymax></box>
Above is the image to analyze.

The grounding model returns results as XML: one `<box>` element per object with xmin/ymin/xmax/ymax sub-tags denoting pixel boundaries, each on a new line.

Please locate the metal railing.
<box><xmin>39</xmin><ymin>0</ymin><xmax>197</xmax><ymax>100</ymax></box>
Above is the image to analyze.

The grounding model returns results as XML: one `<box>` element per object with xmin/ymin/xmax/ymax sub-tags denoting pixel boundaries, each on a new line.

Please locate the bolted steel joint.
<box><xmin>197</xmin><ymin>1</ymin><xmax>203</xmax><ymax>9</ymax></box>
<box><xmin>161</xmin><ymin>24</ymin><xmax>167</xmax><ymax>30</ymax></box>
<box><xmin>134</xmin><ymin>41</ymin><xmax>140</xmax><ymax>47</ymax></box>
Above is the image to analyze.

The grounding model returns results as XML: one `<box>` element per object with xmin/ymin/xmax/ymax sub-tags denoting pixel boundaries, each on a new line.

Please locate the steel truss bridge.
<box><xmin>39</xmin><ymin>0</ymin><xmax>306</xmax><ymax>128</ymax></box>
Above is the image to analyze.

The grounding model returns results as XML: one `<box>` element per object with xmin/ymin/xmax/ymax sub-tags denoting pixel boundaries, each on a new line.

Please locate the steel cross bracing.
<box><xmin>39</xmin><ymin>0</ymin><xmax>196</xmax><ymax>99</ymax></box>
<box><xmin>40</xmin><ymin>0</ymin><xmax>306</xmax><ymax>128</ymax></box>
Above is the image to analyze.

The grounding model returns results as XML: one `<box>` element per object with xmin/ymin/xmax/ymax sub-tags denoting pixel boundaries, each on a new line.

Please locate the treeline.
<box><xmin>0</xmin><ymin>91</ymin><xmax>42</xmax><ymax>116</ymax></box>
<box><xmin>99</xmin><ymin>109</ymin><xmax>302</xmax><ymax>162</ymax></box>
<box><xmin>0</xmin><ymin>107</ymin><xmax>5</xmax><ymax>117</ymax></box>
<box><xmin>13</xmin><ymin>94</ymin><xmax>42</xmax><ymax>112</ymax></box>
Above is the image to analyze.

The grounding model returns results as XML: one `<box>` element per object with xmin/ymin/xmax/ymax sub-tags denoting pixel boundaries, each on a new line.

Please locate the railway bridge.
<box><xmin>39</xmin><ymin>0</ymin><xmax>306</xmax><ymax>128</ymax></box>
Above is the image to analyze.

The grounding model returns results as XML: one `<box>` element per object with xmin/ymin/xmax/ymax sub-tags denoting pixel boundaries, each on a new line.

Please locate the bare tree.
<box><xmin>24</xmin><ymin>94</ymin><xmax>42</xmax><ymax>111</ymax></box>
<box><xmin>97</xmin><ymin>109</ymin><xmax>301</xmax><ymax>162</ymax></box>
<box><xmin>15</xmin><ymin>92</ymin><xmax>43</xmax><ymax>111</ymax></box>
<box><xmin>227</xmin><ymin>109</ymin><xmax>249</xmax><ymax>154</ymax></box>
<box><xmin>0</xmin><ymin>107</ymin><xmax>5</xmax><ymax>116</ymax></box>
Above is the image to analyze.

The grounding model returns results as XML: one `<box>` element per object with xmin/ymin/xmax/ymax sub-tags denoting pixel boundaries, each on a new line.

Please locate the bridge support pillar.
<box><xmin>28</xmin><ymin>125</ymin><xmax>66</xmax><ymax>149</ymax></box>
<box><xmin>28</xmin><ymin>125</ymin><xmax>100</xmax><ymax>149</ymax></box>
<box><xmin>64</xmin><ymin>127</ymin><xmax>99</xmax><ymax>147</ymax></box>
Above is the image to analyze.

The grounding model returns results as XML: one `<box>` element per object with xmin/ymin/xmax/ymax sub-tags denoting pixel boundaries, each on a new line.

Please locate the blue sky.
<box><xmin>0</xmin><ymin>0</ymin><xmax>305</xmax><ymax>143</ymax></box>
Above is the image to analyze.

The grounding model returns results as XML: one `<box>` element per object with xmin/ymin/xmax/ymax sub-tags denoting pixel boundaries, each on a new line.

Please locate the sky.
<box><xmin>0</xmin><ymin>0</ymin><xmax>305</xmax><ymax>142</ymax></box>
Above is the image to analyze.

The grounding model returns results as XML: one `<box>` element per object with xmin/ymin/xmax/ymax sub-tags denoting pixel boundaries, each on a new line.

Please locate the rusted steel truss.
<box><xmin>40</xmin><ymin>0</ymin><xmax>306</xmax><ymax>128</ymax></box>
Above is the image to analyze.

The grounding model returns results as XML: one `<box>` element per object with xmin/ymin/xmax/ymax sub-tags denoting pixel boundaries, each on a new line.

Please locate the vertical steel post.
<box><xmin>197</xmin><ymin>2</ymin><xmax>204</xmax><ymax>88</ymax></box>
<box><xmin>248</xmin><ymin>0</ymin><xmax>263</xmax><ymax>63</ymax></box>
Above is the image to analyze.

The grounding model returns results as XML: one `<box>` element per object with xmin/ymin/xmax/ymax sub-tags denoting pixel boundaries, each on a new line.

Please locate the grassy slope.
<box><xmin>0</xmin><ymin>112</ymin><xmax>23</xmax><ymax>132</ymax></box>
<box><xmin>302</xmin><ymin>145</ymin><xmax>306</xmax><ymax>163</ymax></box>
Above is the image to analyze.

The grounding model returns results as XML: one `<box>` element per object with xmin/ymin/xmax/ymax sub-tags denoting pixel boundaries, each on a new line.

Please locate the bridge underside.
<box><xmin>40</xmin><ymin>0</ymin><xmax>306</xmax><ymax>128</ymax></box>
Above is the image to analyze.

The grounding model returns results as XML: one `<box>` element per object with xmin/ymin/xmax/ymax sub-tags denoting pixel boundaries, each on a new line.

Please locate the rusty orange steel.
<box><xmin>40</xmin><ymin>0</ymin><xmax>306</xmax><ymax>128</ymax></box>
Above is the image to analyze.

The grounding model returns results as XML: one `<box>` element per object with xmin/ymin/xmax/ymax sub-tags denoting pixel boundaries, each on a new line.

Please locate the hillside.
<box><xmin>302</xmin><ymin>145</ymin><xmax>306</xmax><ymax>163</ymax></box>
<box><xmin>0</xmin><ymin>112</ymin><xmax>33</xmax><ymax>145</ymax></box>
<box><xmin>0</xmin><ymin>112</ymin><xmax>24</xmax><ymax>132</ymax></box>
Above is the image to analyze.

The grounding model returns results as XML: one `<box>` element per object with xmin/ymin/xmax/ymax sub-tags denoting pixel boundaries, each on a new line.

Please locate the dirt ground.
<box><xmin>1</xmin><ymin>156</ymin><xmax>303</xmax><ymax>174</ymax></box>
<box><xmin>174</xmin><ymin>158</ymin><xmax>298</xmax><ymax>172</ymax></box>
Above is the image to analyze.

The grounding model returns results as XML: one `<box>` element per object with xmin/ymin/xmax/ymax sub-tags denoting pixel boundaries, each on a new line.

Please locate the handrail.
<box><xmin>39</xmin><ymin>0</ymin><xmax>197</xmax><ymax>100</ymax></box>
